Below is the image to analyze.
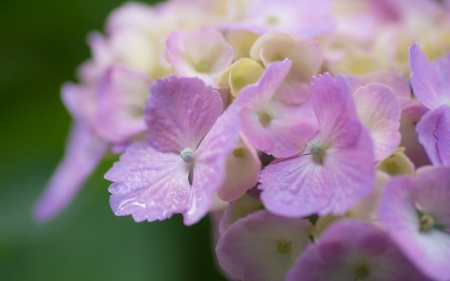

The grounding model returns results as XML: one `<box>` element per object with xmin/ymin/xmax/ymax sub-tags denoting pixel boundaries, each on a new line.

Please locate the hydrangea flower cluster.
<box><xmin>35</xmin><ymin>0</ymin><xmax>450</xmax><ymax>280</ymax></box>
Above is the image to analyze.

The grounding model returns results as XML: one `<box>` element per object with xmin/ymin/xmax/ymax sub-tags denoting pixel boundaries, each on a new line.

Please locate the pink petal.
<box><xmin>216</xmin><ymin>210</ymin><xmax>313</xmax><ymax>281</ymax></box>
<box><xmin>236</xmin><ymin>60</ymin><xmax>318</xmax><ymax>157</ymax></box>
<box><xmin>219</xmin><ymin>193</ymin><xmax>263</xmax><ymax>234</ymax></box>
<box><xmin>409</xmin><ymin>43</ymin><xmax>450</xmax><ymax>110</ymax></box>
<box><xmin>250</xmin><ymin>32</ymin><xmax>324</xmax><ymax>105</ymax></box>
<box><xmin>378</xmin><ymin>170</ymin><xmax>450</xmax><ymax>281</ymax></box>
<box><xmin>261</xmin><ymin>73</ymin><xmax>375</xmax><ymax>216</ymax></box>
<box><xmin>217</xmin><ymin>136</ymin><xmax>261</xmax><ymax>202</ymax></box>
<box><xmin>166</xmin><ymin>27</ymin><xmax>234</xmax><ymax>86</ymax></box>
<box><xmin>399</xmin><ymin>105</ymin><xmax>431</xmax><ymax>167</ymax></box>
<box><xmin>144</xmin><ymin>75</ymin><xmax>222</xmax><ymax>152</ymax></box>
<box><xmin>353</xmin><ymin>83</ymin><xmax>401</xmax><ymax>160</ymax></box>
<box><xmin>184</xmin><ymin>105</ymin><xmax>240</xmax><ymax>225</ymax></box>
<box><xmin>416</xmin><ymin>105</ymin><xmax>450</xmax><ymax>165</ymax></box>
<box><xmin>61</xmin><ymin>83</ymin><xmax>96</xmax><ymax>124</ymax></box>
<box><xmin>93</xmin><ymin>65</ymin><xmax>151</xmax><ymax>143</ymax></box>
<box><xmin>33</xmin><ymin>123</ymin><xmax>108</xmax><ymax>222</ymax></box>
<box><xmin>260</xmin><ymin>155</ymin><xmax>333</xmax><ymax>217</ymax></box>
<box><xmin>105</xmin><ymin>2</ymin><xmax>157</xmax><ymax>35</ymax></box>
<box><xmin>220</xmin><ymin>0</ymin><xmax>335</xmax><ymax>37</ymax></box>
<box><xmin>286</xmin><ymin>220</ymin><xmax>429</xmax><ymax>281</ymax></box>
<box><xmin>105</xmin><ymin>142</ymin><xmax>191</xmax><ymax>222</ymax></box>
<box><xmin>342</xmin><ymin>69</ymin><xmax>411</xmax><ymax>99</ymax></box>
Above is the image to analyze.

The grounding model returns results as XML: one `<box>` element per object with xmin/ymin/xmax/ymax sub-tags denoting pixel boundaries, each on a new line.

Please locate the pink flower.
<box><xmin>286</xmin><ymin>220</ymin><xmax>430</xmax><ymax>281</ymax></box>
<box><xmin>220</xmin><ymin>0</ymin><xmax>336</xmax><ymax>37</ymax></box>
<box><xmin>378</xmin><ymin>166</ymin><xmax>450</xmax><ymax>281</ymax></box>
<box><xmin>352</xmin><ymin>83</ymin><xmax>401</xmax><ymax>161</ymax></box>
<box><xmin>93</xmin><ymin>65</ymin><xmax>152</xmax><ymax>144</ymax></box>
<box><xmin>409</xmin><ymin>43</ymin><xmax>450</xmax><ymax>165</ymax></box>
<box><xmin>105</xmin><ymin>76</ymin><xmax>240</xmax><ymax>225</ymax></box>
<box><xmin>216</xmin><ymin>210</ymin><xmax>313</xmax><ymax>281</ymax></box>
<box><xmin>166</xmin><ymin>26</ymin><xmax>234</xmax><ymax>87</ymax></box>
<box><xmin>259</xmin><ymin>73</ymin><xmax>375</xmax><ymax>217</ymax></box>
<box><xmin>234</xmin><ymin>59</ymin><xmax>318</xmax><ymax>158</ymax></box>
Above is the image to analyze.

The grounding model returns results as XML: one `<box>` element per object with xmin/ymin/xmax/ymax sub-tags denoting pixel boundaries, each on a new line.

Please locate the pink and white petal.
<box><xmin>216</xmin><ymin>210</ymin><xmax>313</xmax><ymax>281</ymax></box>
<box><xmin>287</xmin><ymin>220</ymin><xmax>429</xmax><ymax>281</ymax></box>
<box><xmin>106</xmin><ymin>142</ymin><xmax>191</xmax><ymax>222</ymax></box>
<box><xmin>400</xmin><ymin>105</ymin><xmax>431</xmax><ymax>167</ymax></box>
<box><xmin>350</xmin><ymin>170</ymin><xmax>390</xmax><ymax>223</ymax></box>
<box><xmin>235</xmin><ymin>59</ymin><xmax>292</xmax><ymax>108</ymax></box>
<box><xmin>416</xmin><ymin>105</ymin><xmax>450</xmax><ymax>165</ymax></box>
<box><xmin>342</xmin><ymin>70</ymin><xmax>411</xmax><ymax>99</ymax></box>
<box><xmin>93</xmin><ymin>65</ymin><xmax>151</xmax><ymax>143</ymax></box>
<box><xmin>219</xmin><ymin>193</ymin><xmax>263</xmax><ymax>235</ymax></box>
<box><xmin>409</xmin><ymin>43</ymin><xmax>450</xmax><ymax>109</ymax></box>
<box><xmin>61</xmin><ymin>83</ymin><xmax>96</xmax><ymax>124</ymax></box>
<box><xmin>217</xmin><ymin>137</ymin><xmax>261</xmax><ymax>202</ymax></box>
<box><xmin>353</xmin><ymin>83</ymin><xmax>401</xmax><ymax>127</ymax></box>
<box><xmin>184</xmin><ymin>106</ymin><xmax>240</xmax><ymax>225</ymax></box>
<box><xmin>144</xmin><ymin>75</ymin><xmax>222</xmax><ymax>152</ymax></box>
<box><xmin>166</xmin><ymin>27</ymin><xmax>234</xmax><ymax>85</ymax></box>
<box><xmin>105</xmin><ymin>2</ymin><xmax>157</xmax><ymax>35</ymax></box>
<box><xmin>33</xmin><ymin>123</ymin><xmax>108</xmax><ymax>222</ymax></box>
<box><xmin>378</xmin><ymin>175</ymin><xmax>450</xmax><ymax>281</ymax></box>
<box><xmin>260</xmin><ymin>155</ymin><xmax>333</xmax><ymax>217</ymax></box>
<box><xmin>228</xmin><ymin>0</ymin><xmax>335</xmax><ymax>37</ymax></box>
<box><xmin>184</xmin><ymin>27</ymin><xmax>234</xmax><ymax>74</ymax></box>
<box><xmin>250</xmin><ymin>32</ymin><xmax>323</xmax><ymax>105</ymax></box>
<box><xmin>413</xmin><ymin>166</ymin><xmax>450</xmax><ymax>227</ymax></box>
<box><xmin>370</xmin><ymin>119</ymin><xmax>402</xmax><ymax>161</ymax></box>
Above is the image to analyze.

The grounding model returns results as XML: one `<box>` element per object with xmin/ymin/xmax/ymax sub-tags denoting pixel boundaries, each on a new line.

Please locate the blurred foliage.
<box><xmin>0</xmin><ymin>0</ymin><xmax>227</xmax><ymax>280</ymax></box>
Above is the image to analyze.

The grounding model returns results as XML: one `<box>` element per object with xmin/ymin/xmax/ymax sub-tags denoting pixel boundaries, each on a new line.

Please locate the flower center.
<box><xmin>259</xmin><ymin>109</ymin><xmax>274</xmax><ymax>127</ymax></box>
<box><xmin>417</xmin><ymin>210</ymin><xmax>446</xmax><ymax>232</ymax></box>
<box><xmin>418</xmin><ymin>211</ymin><xmax>435</xmax><ymax>232</ymax></box>
<box><xmin>233</xmin><ymin>147</ymin><xmax>246</xmax><ymax>158</ymax></box>
<box><xmin>271</xmin><ymin>54</ymin><xmax>285</xmax><ymax>62</ymax></box>
<box><xmin>310</xmin><ymin>142</ymin><xmax>326</xmax><ymax>165</ymax></box>
<box><xmin>266</xmin><ymin>15</ymin><xmax>279</xmax><ymax>25</ymax></box>
<box><xmin>276</xmin><ymin>240</ymin><xmax>291</xmax><ymax>255</ymax></box>
<box><xmin>195</xmin><ymin>61</ymin><xmax>211</xmax><ymax>73</ymax></box>
<box><xmin>180</xmin><ymin>148</ymin><xmax>195</xmax><ymax>163</ymax></box>
<box><xmin>352</xmin><ymin>262</ymin><xmax>370</xmax><ymax>279</ymax></box>
<box><xmin>385</xmin><ymin>161</ymin><xmax>400</xmax><ymax>175</ymax></box>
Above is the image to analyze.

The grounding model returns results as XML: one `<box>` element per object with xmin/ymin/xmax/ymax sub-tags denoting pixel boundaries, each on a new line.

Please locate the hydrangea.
<box><xmin>35</xmin><ymin>0</ymin><xmax>450</xmax><ymax>279</ymax></box>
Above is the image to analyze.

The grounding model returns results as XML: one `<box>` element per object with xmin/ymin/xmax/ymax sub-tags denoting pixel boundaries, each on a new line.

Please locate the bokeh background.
<box><xmin>0</xmin><ymin>0</ymin><xmax>227</xmax><ymax>280</ymax></box>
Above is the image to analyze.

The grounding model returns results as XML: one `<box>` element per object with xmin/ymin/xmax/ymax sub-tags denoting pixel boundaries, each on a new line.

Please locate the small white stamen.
<box><xmin>180</xmin><ymin>148</ymin><xmax>195</xmax><ymax>163</ymax></box>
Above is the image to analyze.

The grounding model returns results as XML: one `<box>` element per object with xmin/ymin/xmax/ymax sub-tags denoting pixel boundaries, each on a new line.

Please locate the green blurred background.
<box><xmin>0</xmin><ymin>0</ymin><xmax>227</xmax><ymax>280</ymax></box>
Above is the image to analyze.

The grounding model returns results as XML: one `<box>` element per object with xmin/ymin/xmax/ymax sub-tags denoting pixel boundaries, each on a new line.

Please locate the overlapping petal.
<box><xmin>105</xmin><ymin>142</ymin><xmax>191</xmax><ymax>222</ymax></box>
<box><xmin>144</xmin><ymin>75</ymin><xmax>222</xmax><ymax>152</ymax></box>
<box><xmin>236</xmin><ymin>60</ymin><xmax>318</xmax><ymax>157</ymax></box>
<box><xmin>353</xmin><ymin>83</ymin><xmax>401</xmax><ymax>160</ymax></box>
<box><xmin>166</xmin><ymin>26</ymin><xmax>234</xmax><ymax>86</ymax></box>
<box><xmin>93</xmin><ymin>65</ymin><xmax>151</xmax><ymax>143</ymax></box>
<box><xmin>409</xmin><ymin>43</ymin><xmax>450</xmax><ymax>110</ymax></box>
<box><xmin>260</xmin><ymin>73</ymin><xmax>374</xmax><ymax>216</ymax></box>
<box><xmin>378</xmin><ymin>167</ymin><xmax>450</xmax><ymax>281</ymax></box>
<box><xmin>416</xmin><ymin>105</ymin><xmax>450</xmax><ymax>165</ymax></box>
<box><xmin>216</xmin><ymin>210</ymin><xmax>313</xmax><ymax>281</ymax></box>
<box><xmin>186</xmin><ymin>105</ymin><xmax>240</xmax><ymax>225</ymax></box>
<box><xmin>286</xmin><ymin>220</ymin><xmax>429</xmax><ymax>281</ymax></box>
